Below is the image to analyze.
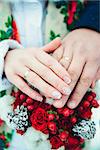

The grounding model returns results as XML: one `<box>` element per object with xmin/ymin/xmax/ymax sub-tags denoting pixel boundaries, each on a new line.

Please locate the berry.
<box><xmin>48</xmin><ymin>114</ymin><xmax>55</xmax><ymax>121</ymax></box>
<box><xmin>87</xmin><ymin>95</ymin><xmax>93</xmax><ymax>102</ymax></box>
<box><xmin>78</xmin><ymin>106</ymin><xmax>84</xmax><ymax>112</ymax></box>
<box><xmin>26</xmin><ymin>98</ymin><xmax>33</xmax><ymax>104</ymax></box>
<box><xmin>48</xmin><ymin>122</ymin><xmax>57</xmax><ymax>131</ymax></box>
<box><xmin>20</xmin><ymin>94</ymin><xmax>26</xmax><ymax>101</ymax></box>
<box><xmin>91</xmin><ymin>92</ymin><xmax>96</xmax><ymax>98</ymax></box>
<box><xmin>23</xmin><ymin>102</ymin><xmax>27</xmax><ymax>107</ymax></box>
<box><xmin>83</xmin><ymin>101</ymin><xmax>90</xmax><ymax>108</ymax></box>
<box><xmin>59</xmin><ymin>131</ymin><xmax>69</xmax><ymax>141</ymax></box>
<box><xmin>27</xmin><ymin>105</ymin><xmax>34</xmax><ymax>111</ymax></box>
<box><xmin>70</xmin><ymin>117</ymin><xmax>77</xmax><ymax>124</ymax></box>
<box><xmin>91</xmin><ymin>99</ymin><xmax>99</xmax><ymax>108</ymax></box>
<box><xmin>15</xmin><ymin>92</ymin><xmax>20</xmax><ymax>98</ymax></box>
<box><xmin>62</xmin><ymin>108</ymin><xmax>70</xmax><ymax>117</ymax></box>
<box><xmin>0</xmin><ymin>135</ymin><xmax>6</xmax><ymax>140</ymax></box>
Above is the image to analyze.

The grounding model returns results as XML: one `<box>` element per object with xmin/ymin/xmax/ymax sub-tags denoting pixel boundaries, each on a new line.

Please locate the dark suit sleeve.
<box><xmin>73</xmin><ymin>1</ymin><xmax>100</xmax><ymax>32</ymax></box>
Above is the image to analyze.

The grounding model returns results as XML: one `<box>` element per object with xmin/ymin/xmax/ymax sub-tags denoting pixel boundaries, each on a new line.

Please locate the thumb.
<box><xmin>42</xmin><ymin>37</ymin><xmax>62</xmax><ymax>53</ymax></box>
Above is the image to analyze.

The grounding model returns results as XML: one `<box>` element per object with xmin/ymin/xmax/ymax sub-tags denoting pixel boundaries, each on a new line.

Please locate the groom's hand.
<box><xmin>52</xmin><ymin>29</ymin><xmax>100</xmax><ymax>108</ymax></box>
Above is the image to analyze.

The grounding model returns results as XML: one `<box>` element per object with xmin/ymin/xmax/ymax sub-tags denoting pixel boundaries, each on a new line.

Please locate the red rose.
<box><xmin>67</xmin><ymin>136</ymin><xmax>80</xmax><ymax>149</ymax></box>
<box><xmin>30</xmin><ymin>108</ymin><xmax>47</xmax><ymax>132</ymax></box>
<box><xmin>50</xmin><ymin>136</ymin><xmax>63</xmax><ymax>149</ymax></box>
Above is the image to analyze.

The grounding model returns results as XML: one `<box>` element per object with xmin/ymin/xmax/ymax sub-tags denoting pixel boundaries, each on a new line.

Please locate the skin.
<box><xmin>4</xmin><ymin>38</ymin><xmax>71</xmax><ymax>102</ymax></box>
<box><xmin>52</xmin><ymin>29</ymin><xmax>100</xmax><ymax>109</ymax></box>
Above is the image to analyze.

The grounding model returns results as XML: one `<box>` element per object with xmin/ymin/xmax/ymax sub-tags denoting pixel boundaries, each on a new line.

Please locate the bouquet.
<box><xmin>0</xmin><ymin>87</ymin><xmax>99</xmax><ymax>150</ymax></box>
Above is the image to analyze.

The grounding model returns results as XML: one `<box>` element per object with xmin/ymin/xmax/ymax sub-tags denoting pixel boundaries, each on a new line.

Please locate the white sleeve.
<box><xmin>0</xmin><ymin>39</ymin><xmax>23</xmax><ymax>92</ymax></box>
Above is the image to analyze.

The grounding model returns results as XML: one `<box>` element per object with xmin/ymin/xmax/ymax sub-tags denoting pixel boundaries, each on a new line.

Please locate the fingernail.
<box><xmin>53</xmin><ymin>100</ymin><xmax>64</xmax><ymax>108</ymax></box>
<box><xmin>68</xmin><ymin>101</ymin><xmax>75</xmax><ymax>108</ymax></box>
<box><xmin>63</xmin><ymin>76</ymin><xmax>71</xmax><ymax>84</ymax></box>
<box><xmin>35</xmin><ymin>96</ymin><xmax>43</xmax><ymax>101</ymax></box>
<box><xmin>52</xmin><ymin>91</ymin><xmax>62</xmax><ymax>99</ymax></box>
<box><xmin>62</xmin><ymin>87</ymin><xmax>71</xmax><ymax>95</ymax></box>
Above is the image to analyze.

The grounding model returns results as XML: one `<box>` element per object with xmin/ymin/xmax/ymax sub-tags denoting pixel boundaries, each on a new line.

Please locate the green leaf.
<box><xmin>50</xmin><ymin>30</ymin><xmax>55</xmax><ymax>37</ymax></box>
<box><xmin>60</xmin><ymin>7</ymin><xmax>67</xmax><ymax>14</ymax></box>
<box><xmin>0</xmin><ymin>30</ymin><xmax>9</xmax><ymax>40</ymax></box>
<box><xmin>8</xmin><ymin>16</ymin><xmax>12</xmax><ymax>26</ymax></box>
<box><xmin>0</xmin><ymin>90</ymin><xmax>6</xmax><ymax>97</ymax></box>
<box><xmin>5</xmin><ymin>22</ymin><xmax>9</xmax><ymax>28</ymax></box>
<box><xmin>50</xmin><ymin>30</ymin><xmax>61</xmax><ymax>41</ymax></box>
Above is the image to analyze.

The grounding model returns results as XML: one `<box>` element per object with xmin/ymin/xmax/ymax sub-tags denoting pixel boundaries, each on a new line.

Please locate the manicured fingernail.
<box><xmin>68</xmin><ymin>101</ymin><xmax>75</xmax><ymax>108</ymax></box>
<box><xmin>63</xmin><ymin>76</ymin><xmax>71</xmax><ymax>84</ymax></box>
<box><xmin>62</xmin><ymin>87</ymin><xmax>71</xmax><ymax>95</ymax></box>
<box><xmin>35</xmin><ymin>96</ymin><xmax>43</xmax><ymax>101</ymax></box>
<box><xmin>52</xmin><ymin>91</ymin><xmax>62</xmax><ymax>99</ymax></box>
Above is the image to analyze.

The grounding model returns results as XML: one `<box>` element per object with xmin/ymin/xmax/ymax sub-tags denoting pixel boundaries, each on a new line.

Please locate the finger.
<box><xmin>67</xmin><ymin>63</ymin><xmax>98</xmax><ymax>108</ymax></box>
<box><xmin>27</xmin><ymin>57</ymin><xmax>72</xmax><ymax>96</ymax></box>
<box><xmin>52</xmin><ymin>45</ymin><xmax>64</xmax><ymax>61</ymax></box>
<box><xmin>59</xmin><ymin>47</ymin><xmax>73</xmax><ymax>70</ymax></box>
<box><xmin>53</xmin><ymin>54</ymin><xmax>85</xmax><ymax>108</ymax></box>
<box><xmin>17</xmin><ymin>66</ymin><xmax>62</xmax><ymax>99</ymax></box>
<box><xmin>42</xmin><ymin>37</ymin><xmax>61</xmax><ymax>53</ymax></box>
<box><xmin>53</xmin><ymin>95</ymin><xmax>68</xmax><ymax>108</ymax></box>
<box><xmin>35</xmin><ymin>50</ymin><xmax>71</xmax><ymax>84</ymax></box>
<box><xmin>11</xmin><ymin>75</ymin><xmax>43</xmax><ymax>101</ymax></box>
<box><xmin>91</xmin><ymin>81</ymin><xmax>96</xmax><ymax>89</ymax></box>
<box><xmin>91</xmin><ymin>68</ymin><xmax>100</xmax><ymax>88</ymax></box>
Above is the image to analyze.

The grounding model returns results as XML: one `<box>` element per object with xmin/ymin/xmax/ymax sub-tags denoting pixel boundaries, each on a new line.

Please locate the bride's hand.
<box><xmin>4</xmin><ymin>38</ymin><xmax>71</xmax><ymax>101</ymax></box>
<box><xmin>52</xmin><ymin>29</ymin><xmax>100</xmax><ymax>108</ymax></box>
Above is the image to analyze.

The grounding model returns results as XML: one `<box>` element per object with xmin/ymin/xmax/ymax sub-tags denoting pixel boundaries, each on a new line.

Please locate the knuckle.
<box><xmin>29</xmin><ymin>73</ymin><xmax>38</xmax><ymax>85</ymax></box>
<box><xmin>53</xmin><ymin>79</ymin><xmax>60</xmax><ymax>88</ymax></box>
<box><xmin>72</xmin><ymin>90</ymin><xmax>81</xmax><ymax>100</ymax></box>
<box><xmin>47</xmin><ymin>59</ymin><xmax>56</xmax><ymax>69</ymax></box>
<box><xmin>41</xmin><ymin>68</ymin><xmax>49</xmax><ymax>79</ymax></box>
<box><xmin>69</xmin><ymin>70</ymin><xmax>78</xmax><ymax>82</ymax></box>
<box><xmin>80</xmin><ymin>76</ymin><xmax>92</xmax><ymax>87</ymax></box>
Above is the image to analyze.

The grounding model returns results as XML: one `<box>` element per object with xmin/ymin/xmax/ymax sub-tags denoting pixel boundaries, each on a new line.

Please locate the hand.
<box><xmin>91</xmin><ymin>68</ymin><xmax>100</xmax><ymax>88</ymax></box>
<box><xmin>4</xmin><ymin>38</ymin><xmax>71</xmax><ymax>101</ymax></box>
<box><xmin>52</xmin><ymin>29</ymin><xmax>100</xmax><ymax>108</ymax></box>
